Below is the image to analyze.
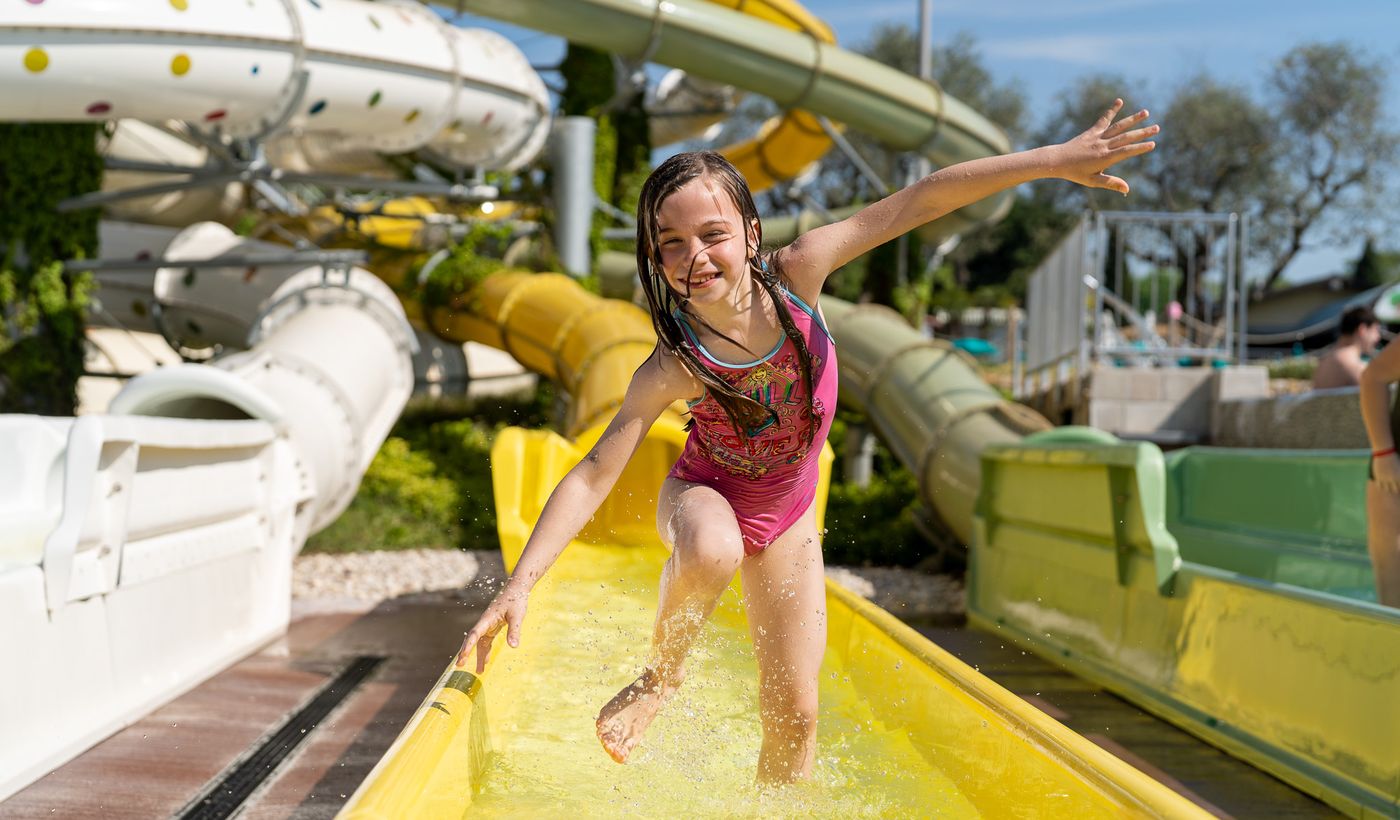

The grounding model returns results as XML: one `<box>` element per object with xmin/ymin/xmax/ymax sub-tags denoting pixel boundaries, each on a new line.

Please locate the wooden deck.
<box><xmin>1</xmin><ymin>595</ymin><xmax>1341</xmax><ymax>818</ymax></box>
<box><xmin>919</xmin><ymin>625</ymin><xmax>1342</xmax><ymax>819</ymax></box>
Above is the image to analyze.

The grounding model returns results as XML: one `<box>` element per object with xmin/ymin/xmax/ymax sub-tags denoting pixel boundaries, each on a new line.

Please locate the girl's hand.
<box><xmin>456</xmin><ymin>584</ymin><xmax>528</xmax><ymax>674</ymax></box>
<box><xmin>1375</xmin><ymin>453</ymin><xmax>1400</xmax><ymax>495</ymax></box>
<box><xmin>1052</xmin><ymin>99</ymin><xmax>1159</xmax><ymax>195</ymax></box>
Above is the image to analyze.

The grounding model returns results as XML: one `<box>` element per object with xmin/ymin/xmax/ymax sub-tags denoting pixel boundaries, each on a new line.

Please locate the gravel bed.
<box><xmin>293</xmin><ymin>549</ymin><xmax>964</xmax><ymax>624</ymax></box>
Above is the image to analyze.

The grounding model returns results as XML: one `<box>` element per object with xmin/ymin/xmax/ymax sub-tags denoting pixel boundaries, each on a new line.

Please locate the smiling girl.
<box><xmin>457</xmin><ymin>99</ymin><xmax>1159</xmax><ymax>783</ymax></box>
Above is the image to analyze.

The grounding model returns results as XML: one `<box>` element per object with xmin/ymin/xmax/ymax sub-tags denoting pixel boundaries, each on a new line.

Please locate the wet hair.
<box><xmin>635</xmin><ymin>151</ymin><xmax>816</xmax><ymax>442</ymax></box>
<box><xmin>1340</xmin><ymin>305</ymin><xmax>1378</xmax><ymax>337</ymax></box>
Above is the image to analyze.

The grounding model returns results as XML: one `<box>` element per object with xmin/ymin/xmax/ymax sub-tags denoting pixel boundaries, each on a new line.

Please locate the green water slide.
<box><xmin>827</xmin><ymin>296</ymin><xmax>1399</xmax><ymax>816</ymax></box>
<box><xmin>458</xmin><ymin>0</ymin><xmax>1012</xmax><ymax>239</ymax></box>
<box><xmin>972</xmin><ymin>436</ymin><xmax>1400</xmax><ymax>818</ymax></box>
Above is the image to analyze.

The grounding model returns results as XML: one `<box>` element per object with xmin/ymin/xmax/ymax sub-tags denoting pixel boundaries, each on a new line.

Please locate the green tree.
<box><xmin>1035</xmin><ymin>43</ymin><xmax>1397</xmax><ymax>298</ymax></box>
<box><xmin>819</xmin><ymin>27</ymin><xmax>1029</xmax><ymax>306</ymax></box>
<box><xmin>558</xmin><ymin>44</ymin><xmax>652</xmax><ymax>263</ymax></box>
<box><xmin>0</xmin><ymin>123</ymin><xmax>103</xmax><ymax>415</ymax></box>
<box><xmin>1351</xmin><ymin>237</ymin><xmax>1400</xmax><ymax>290</ymax></box>
<box><xmin>1258</xmin><ymin>42</ymin><xmax>1399</xmax><ymax>290</ymax></box>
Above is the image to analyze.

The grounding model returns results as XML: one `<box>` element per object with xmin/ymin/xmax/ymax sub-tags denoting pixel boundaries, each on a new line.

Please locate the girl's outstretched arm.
<box><xmin>777</xmin><ymin>99</ymin><xmax>1158</xmax><ymax>289</ymax></box>
<box><xmin>456</xmin><ymin>346</ymin><xmax>698</xmax><ymax>673</ymax></box>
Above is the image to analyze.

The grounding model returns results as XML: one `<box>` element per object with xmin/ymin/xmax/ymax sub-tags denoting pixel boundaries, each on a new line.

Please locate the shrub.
<box><xmin>823</xmin><ymin>468</ymin><xmax>929</xmax><ymax>567</ymax></box>
<box><xmin>303</xmin><ymin>397</ymin><xmax>546</xmax><ymax>553</ymax></box>
<box><xmin>307</xmin><ymin>436</ymin><xmax>461</xmax><ymax>553</ymax></box>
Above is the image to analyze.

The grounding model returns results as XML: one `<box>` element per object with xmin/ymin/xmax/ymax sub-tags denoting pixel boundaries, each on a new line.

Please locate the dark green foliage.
<box><xmin>1351</xmin><ymin>238</ymin><xmax>1400</xmax><ymax>291</ymax></box>
<box><xmin>420</xmin><ymin>221</ymin><xmax>514</xmax><ymax>312</ymax></box>
<box><xmin>0</xmin><ymin>263</ymin><xmax>95</xmax><ymax>414</ymax></box>
<box><xmin>304</xmin><ymin>388</ymin><xmax>554</xmax><ymax>554</ymax></box>
<box><xmin>559</xmin><ymin>45</ymin><xmax>613</xmax><ymax>118</ymax></box>
<box><xmin>307</xmin><ymin>436</ymin><xmax>463</xmax><ymax>552</ymax></box>
<box><xmin>0</xmin><ymin>123</ymin><xmax>103</xmax><ymax>415</ymax></box>
<box><xmin>823</xmin><ymin>408</ymin><xmax>934</xmax><ymax>567</ymax></box>
<box><xmin>824</xmin><ymin>470</ymin><xmax>928</xmax><ymax>567</ymax></box>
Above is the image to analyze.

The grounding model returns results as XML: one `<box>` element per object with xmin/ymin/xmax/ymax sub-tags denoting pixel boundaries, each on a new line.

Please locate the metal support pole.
<box><xmin>844</xmin><ymin>424</ymin><xmax>876</xmax><ymax>488</ymax></box>
<box><xmin>550</xmin><ymin>116</ymin><xmax>596</xmax><ymax>277</ymax></box>
<box><xmin>1238</xmin><ymin>213</ymin><xmax>1250</xmax><ymax>363</ymax></box>
<box><xmin>915</xmin><ymin>0</ymin><xmax>934</xmax><ymax>182</ymax></box>
<box><xmin>1224</xmin><ymin>214</ymin><xmax>1238</xmax><ymax>361</ymax></box>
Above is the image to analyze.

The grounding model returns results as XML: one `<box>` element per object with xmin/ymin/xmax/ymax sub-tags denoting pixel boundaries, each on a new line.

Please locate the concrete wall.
<box><xmin>1214</xmin><ymin>386</ymin><xmax>1376</xmax><ymax>449</ymax></box>
<box><xmin>1087</xmin><ymin>365</ymin><xmax>1270</xmax><ymax>445</ymax></box>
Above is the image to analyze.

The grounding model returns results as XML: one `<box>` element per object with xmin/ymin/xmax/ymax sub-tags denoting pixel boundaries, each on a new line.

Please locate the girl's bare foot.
<box><xmin>595</xmin><ymin>666</ymin><xmax>683</xmax><ymax>763</ymax></box>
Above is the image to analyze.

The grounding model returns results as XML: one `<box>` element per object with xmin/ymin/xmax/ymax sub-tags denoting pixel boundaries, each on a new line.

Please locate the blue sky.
<box><xmin>448</xmin><ymin>1</ymin><xmax>1400</xmax><ymax>283</ymax></box>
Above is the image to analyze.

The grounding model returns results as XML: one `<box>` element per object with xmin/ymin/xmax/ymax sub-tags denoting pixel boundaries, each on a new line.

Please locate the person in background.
<box><xmin>1358</xmin><ymin>312</ymin><xmax>1400</xmax><ymax>607</ymax></box>
<box><xmin>1313</xmin><ymin>306</ymin><xmax>1381</xmax><ymax>390</ymax></box>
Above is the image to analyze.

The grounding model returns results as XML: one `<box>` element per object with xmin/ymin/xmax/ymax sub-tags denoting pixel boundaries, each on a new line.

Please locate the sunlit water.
<box><xmin>467</xmin><ymin>541</ymin><xmax>978</xmax><ymax>818</ymax></box>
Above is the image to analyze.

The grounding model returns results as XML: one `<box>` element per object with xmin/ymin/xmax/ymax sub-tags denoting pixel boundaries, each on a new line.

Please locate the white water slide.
<box><xmin>0</xmin><ymin>0</ymin><xmax>550</xmax><ymax>799</ymax></box>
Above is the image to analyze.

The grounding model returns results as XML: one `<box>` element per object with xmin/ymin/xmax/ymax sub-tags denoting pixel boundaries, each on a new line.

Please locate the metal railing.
<box><xmin>1018</xmin><ymin>210</ymin><xmax>1247</xmax><ymax>401</ymax></box>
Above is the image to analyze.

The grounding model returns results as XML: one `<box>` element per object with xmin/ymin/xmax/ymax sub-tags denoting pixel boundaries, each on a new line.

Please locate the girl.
<box><xmin>457</xmin><ymin>99</ymin><xmax>1159</xmax><ymax>783</ymax></box>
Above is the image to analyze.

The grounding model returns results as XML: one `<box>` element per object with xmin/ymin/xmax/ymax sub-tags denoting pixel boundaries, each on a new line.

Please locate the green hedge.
<box><xmin>822</xmin><ymin>409</ymin><xmax>933</xmax><ymax>567</ymax></box>
<box><xmin>0</xmin><ymin>123</ymin><xmax>103</xmax><ymax>415</ymax></box>
<box><xmin>304</xmin><ymin>389</ymin><xmax>552</xmax><ymax>554</ymax></box>
<box><xmin>309</xmin><ymin>389</ymin><xmax>934</xmax><ymax>567</ymax></box>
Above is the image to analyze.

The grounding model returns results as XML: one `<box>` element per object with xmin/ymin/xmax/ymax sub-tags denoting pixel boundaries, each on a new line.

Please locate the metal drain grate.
<box><xmin>179</xmin><ymin>655</ymin><xmax>385</xmax><ymax>820</ymax></box>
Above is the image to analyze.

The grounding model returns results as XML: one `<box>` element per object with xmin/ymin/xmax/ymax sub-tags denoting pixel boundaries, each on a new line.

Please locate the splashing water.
<box><xmin>466</xmin><ymin>541</ymin><xmax>978</xmax><ymax>818</ymax></box>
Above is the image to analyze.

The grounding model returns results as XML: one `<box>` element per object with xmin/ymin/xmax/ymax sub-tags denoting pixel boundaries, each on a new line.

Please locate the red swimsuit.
<box><xmin>666</xmin><ymin>286</ymin><xmax>839</xmax><ymax>554</ymax></box>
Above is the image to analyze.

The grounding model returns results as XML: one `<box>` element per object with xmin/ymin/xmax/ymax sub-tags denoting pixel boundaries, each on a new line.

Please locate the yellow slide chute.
<box><xmin>334</xmin><ymin>4</ymin><xmax>1201</xmax><ymax>814</ymax></box>
<box><xmin>339</xmin><ymin>273</ymin><xmax>1207</xmax><ymax>818</ymax></box>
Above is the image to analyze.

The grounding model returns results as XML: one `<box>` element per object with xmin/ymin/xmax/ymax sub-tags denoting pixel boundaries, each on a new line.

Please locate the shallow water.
<box><xmin>466</xmin><ymin>541</ymin><xmax>978</xmax><ymax>818</ymax></box>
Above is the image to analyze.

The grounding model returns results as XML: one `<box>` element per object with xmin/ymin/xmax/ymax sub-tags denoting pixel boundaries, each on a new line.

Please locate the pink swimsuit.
<box><xmin>666</xmin><ymin>285</ymin><xmax>839</xmax><ymax>555</ymax></box>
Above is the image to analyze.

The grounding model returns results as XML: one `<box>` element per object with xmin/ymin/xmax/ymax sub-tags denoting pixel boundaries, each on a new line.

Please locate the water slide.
<box><xmin>0</xmin><ymin>0</ymin><xmax>549</xmax><ymax>799</ymax></box>
<box><xmin>339</xmin><ymin>5</ymin><xmax>1397</xmax><ymax>816</ymax></box>
<box><xmin>0</xmin><ymin>1</ymin><xmax>1347</xmax><ymax>816</ymax></box>
<box><xmin>342</xmin><ymin>275</ymin><xmax>1201</xmax><ymax>817</ymax></box>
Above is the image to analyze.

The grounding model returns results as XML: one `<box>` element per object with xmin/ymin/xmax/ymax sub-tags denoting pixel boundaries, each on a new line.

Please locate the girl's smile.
<box><xmin>655</xmin><ymin>177</ymin><xmax>756</xmax><ymax>305</ymax></box>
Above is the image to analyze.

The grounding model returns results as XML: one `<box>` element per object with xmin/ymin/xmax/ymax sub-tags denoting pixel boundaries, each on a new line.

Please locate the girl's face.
<box><xmin>654</xmin><ymin>176</ymin><xmax>756</xmax><ymax>307</ymax></box>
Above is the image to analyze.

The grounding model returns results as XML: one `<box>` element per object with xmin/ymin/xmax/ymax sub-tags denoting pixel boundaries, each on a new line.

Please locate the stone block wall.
<box><xmin>1213</xmin><ymin>386</ymin><xmax>1376</xmax><ymax>449</ymax></box>
<box><xmin>1087</xmin><ymin>365</ymin><xmax>1270</xmax><ymax>444</ymax></box>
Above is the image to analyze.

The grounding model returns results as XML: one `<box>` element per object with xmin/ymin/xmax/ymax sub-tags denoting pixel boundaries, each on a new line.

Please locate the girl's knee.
<box><xmin>674</xmin><ymin>522</ymin><xmax>745</xmax><ymax>574</ymax></box>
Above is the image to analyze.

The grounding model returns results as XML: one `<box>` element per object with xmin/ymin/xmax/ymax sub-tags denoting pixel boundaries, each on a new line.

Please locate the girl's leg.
<box><xmin>1366</xmin><ymin>481</ymin><xmax>1400</xmax><ymax>607</ymax></box>
<box><xmin>740</xmin><ymin>501</ymin><xmax>826</xmax><ymax>784</ymax></box>
<box><xmin>596</xmin><ymin>478</ymin><xmax>746</xmax><ymax>763</ymax></box>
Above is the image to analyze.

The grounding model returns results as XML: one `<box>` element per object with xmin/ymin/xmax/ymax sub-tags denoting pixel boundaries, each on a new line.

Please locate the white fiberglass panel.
<box><xmin>122</xmin><ymin>457</ymin><xmax>266</xmax><ymax>544</ymax></box>
<box><xmin>289</xmin><ymin>55</ymin><xmax>456</xmax><ymax>151</ymax></box>
<box><xmin>1</xmin><ymin>0</ymin><xmax>296</xmax><ymax>40</ymax></box>
<box><xmin>0</xmin><ymin>417</ymin><xmax>73</xmax><ymax>568</ymax></box>
<box><xmin>298</xmin><ymin>0</ymin><xmax>455</xmax><ymax>74</ymax></box>
<box><xmin>0</xmin><ymin>39</ymin><xmax>298</xmax><ymax>133</ymax></box>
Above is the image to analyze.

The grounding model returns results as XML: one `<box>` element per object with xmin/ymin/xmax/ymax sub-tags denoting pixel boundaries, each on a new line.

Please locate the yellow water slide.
<box><xmin>340</xmin><ymin>273</ymin><xmax>1206</xmax><ymax>818</ymax></box>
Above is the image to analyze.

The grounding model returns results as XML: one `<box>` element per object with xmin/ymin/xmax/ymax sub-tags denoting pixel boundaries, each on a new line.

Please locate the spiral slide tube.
<box><xmin>0</xmin><ymin>0</ymin><xmax>549</xmax><ymax>168</ymax></box>
<box><xmin>0</xmin><ymin>0</ymin><xmax>551</xmax><ymax>799</ymax></box>
<box><xmin>0</xmin><ymin>249</ymin><xmax>419</xmax><ymax>800</ymax></box>
<box><xmin>460</xmin><ymin>0</ymin><xmax>1013</xmax><ymax>239</ymax></box>
<box><xmin>1</xmin><ymin>0</ymin><xmax>551</xmax><ymax>226</ymax></box>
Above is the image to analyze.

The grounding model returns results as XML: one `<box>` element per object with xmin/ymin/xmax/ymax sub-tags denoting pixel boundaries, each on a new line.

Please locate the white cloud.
<box><xmin>986</xmin><ymin>31</ymin><xmax>1212</xmax><ymax>65</ymax></box>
